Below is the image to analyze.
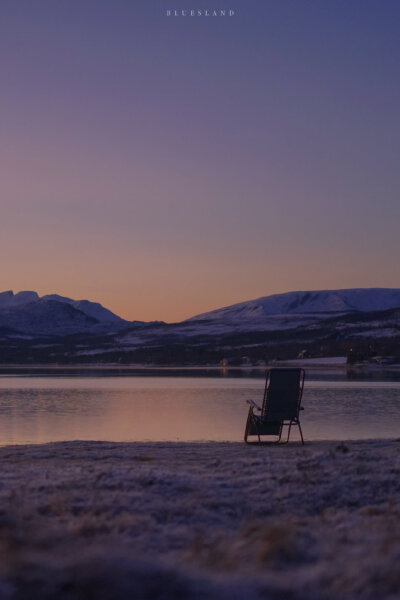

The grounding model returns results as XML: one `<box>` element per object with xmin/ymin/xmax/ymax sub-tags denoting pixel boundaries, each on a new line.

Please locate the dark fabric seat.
<box><xmin>244</xmin><ymin>368</ymin><xmax>305</xmax><ymax>444</ymax></box>
<box><xmin>246</xmin><ymin>416</ymin><xmax>282</xmax><ymax>436</ymax></box>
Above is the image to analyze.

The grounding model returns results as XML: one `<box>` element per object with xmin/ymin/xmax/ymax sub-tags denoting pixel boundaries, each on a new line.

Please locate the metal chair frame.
<box><xmin>244</xmin><ymin>368</ymin><xmax>305</xmax><ymax>445</ymax></box>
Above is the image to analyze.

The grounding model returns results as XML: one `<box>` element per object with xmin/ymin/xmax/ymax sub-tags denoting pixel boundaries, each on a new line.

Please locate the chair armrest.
<box><xmin>246</xmin><ymin>399</ymin><xmax>262</xmax><ymax>411</ymax></box>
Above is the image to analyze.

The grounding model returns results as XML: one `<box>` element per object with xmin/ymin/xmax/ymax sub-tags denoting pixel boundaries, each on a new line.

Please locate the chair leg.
<box><xmin>286</xmin><ymin>422</ymin><xmax>292</xmax><ymax>443</ymax></box>
<box><xmin>244</xmin><ymin>411</ymin><xmax>262</xmax><ymax>444</ymax></box>
<box><xmin>256</xmin><ymin>425</ymin><xmax>261</xmax><ymax>444</ymax></box>
<box><xmin>244</xmin><ymin>415</ymin><xmax>249</xmax><ymax>443</ymax></box>
<box><xmin>298</xmin><ymin>420</ymin><xmax>305</xmax><ymax>445</ymax></box>
<box><xmin>244</xmin><ymin>417</ymin><xmax>251</xmax><ymax>443</ymax></box>
<box><xmin>245</xmin><ymin>420</ymin><xmax>304</xmax><ymax>446</ymax></box>
<box><xmin>251</xmin><ymin>412</ymin><xmax>262</xmax><ymax>443</ymax></box>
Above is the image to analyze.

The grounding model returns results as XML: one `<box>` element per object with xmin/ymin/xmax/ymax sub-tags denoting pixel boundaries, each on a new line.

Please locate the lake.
<box><xmin>0</xmin><ymin>368</ymin><xmax>400</xmax><ymax>445</ymax></box>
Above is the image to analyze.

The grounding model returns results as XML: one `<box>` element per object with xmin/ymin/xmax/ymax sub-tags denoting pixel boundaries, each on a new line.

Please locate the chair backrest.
<box><xmin>262</xmin><ymin>368</ymin><xmax>305</xmax><ymax>421</ymax></box>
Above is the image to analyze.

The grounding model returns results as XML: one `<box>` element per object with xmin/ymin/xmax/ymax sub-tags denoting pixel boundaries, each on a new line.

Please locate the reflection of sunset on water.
<box><xmin>0</xmin><ymin>376</ymin><xmax>399</xmax><ymax>446</ymax></box>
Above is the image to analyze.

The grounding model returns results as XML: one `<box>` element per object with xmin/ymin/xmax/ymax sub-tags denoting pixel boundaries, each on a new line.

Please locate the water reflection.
<box><xmin>0</xmin><ymin>376</ymin><xmax>399</xmax><ymax>445</ymax></box>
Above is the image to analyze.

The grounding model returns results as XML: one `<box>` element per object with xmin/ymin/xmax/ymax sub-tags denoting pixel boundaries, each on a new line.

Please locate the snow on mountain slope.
<box><xmin>43</xmin><ymin>295</ymin><xmax>124</xmax><ymax>324</ymax></box>
<box><xmin>0</xmin><ymin>291</ymin><xmax>128</xmax><ymax>337</ymax></box>
<box><xmin>0</xmin><ymin>291</ymin><xmax>124</xmax><ymax>324</ymax></box>
<box><xmin>0</xmin><ymin>290</ymin><xmax>39</xmax><ymax>309</ymax></box>
<box><xmin>0</xmin><ymin>300</ymin><xmax>100</xmax><ymax>336</ymax></box>
<box><xmin>1</xmin><ymin>288</ymin><xmax>400</xmax><ymax>341</ymax></box>
<box><xmin>187</xmin><ymin>289</ymin><xmax>400</xmax><ymax>324</ymax></box>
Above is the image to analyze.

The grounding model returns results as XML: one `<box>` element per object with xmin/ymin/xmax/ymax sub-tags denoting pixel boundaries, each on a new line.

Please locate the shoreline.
<box><xmin>0</xmin><ymin>360</ymin><xmax>399</xmax><ymax>372</ymax></box>
<box><xmin>0</xmin><ymin>363</ymin><xmax>347</xmax><ymax>370</ymax></box>
<box><xmin>1</xmin><ymin>439</ymin><xmax>399</xmax><ymax>598</ymax></box>
<box><xmin>1</xmin><ymin>437</ymin><xmax>397</xmax><ymax>448</ymax></box>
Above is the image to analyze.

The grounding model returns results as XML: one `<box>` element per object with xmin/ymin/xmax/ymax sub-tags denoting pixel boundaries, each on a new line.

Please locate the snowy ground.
<box><xmin>0</xmin><ymin>439</ymin><xmax>400</xmax><ymax>599</ymax></box>
<box><xmin>277</xmin><ymin>356</ymin><xmax>348</xmax><ymax>366</ymax></box>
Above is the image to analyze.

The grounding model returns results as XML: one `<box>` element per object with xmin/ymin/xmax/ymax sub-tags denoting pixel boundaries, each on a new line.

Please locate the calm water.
<box><xmin>0</xmin><ymin>369</ymin><xmax>400</xmax><ymax>445</ymax></box>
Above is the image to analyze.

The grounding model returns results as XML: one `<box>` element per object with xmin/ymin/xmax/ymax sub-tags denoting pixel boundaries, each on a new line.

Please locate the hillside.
<box><xmin>0</xmin><ymin>288</ymin><xmax>399</xmax><ymax>364</ymax></box>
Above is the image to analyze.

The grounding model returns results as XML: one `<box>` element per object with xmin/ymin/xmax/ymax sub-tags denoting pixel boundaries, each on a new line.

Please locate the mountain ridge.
<box><xmin>0</xmin><ymin>291</ymin><xmax>125</xmax><ymax>328</ymax></box>
<box><xmin>0</xmin><ymin>288</ymin><xmax>399</xmax><ymax>346</ymax></box>
<box><xmin>0</xmin><ymin>288</ymin><xmax>399</xmax><ymax>364</ymax></box>
<box><xmin>187</xmin><ymin>288</ymin><xmax>400</xmax><ymax>323</ymax></box>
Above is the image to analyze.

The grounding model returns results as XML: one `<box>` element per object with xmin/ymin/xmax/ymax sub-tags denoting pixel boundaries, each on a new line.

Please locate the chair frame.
<box><xmin>244</xmin><ymin>368</ymin><xmax>305</xmax><ymax>445</ymax></box>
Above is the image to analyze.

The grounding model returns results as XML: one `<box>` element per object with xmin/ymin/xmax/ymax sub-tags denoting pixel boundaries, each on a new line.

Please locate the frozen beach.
<box><xmin>1</xmin><ymin>439</ymin><xmax>399</xmax><ymax>599</ymax></box>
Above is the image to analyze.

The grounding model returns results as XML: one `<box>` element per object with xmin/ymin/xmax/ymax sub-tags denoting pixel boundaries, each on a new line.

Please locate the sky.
<box><xmin>1</xmin><ymin>0</ymin><xmax>399</xmax><ymax>322</ymax></box>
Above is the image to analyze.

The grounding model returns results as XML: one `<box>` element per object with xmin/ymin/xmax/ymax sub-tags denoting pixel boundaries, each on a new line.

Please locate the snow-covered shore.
<box><xmin>1</xmin><ymin>439</ymin><xmax>399</xmax><ymax>599</ymax></box>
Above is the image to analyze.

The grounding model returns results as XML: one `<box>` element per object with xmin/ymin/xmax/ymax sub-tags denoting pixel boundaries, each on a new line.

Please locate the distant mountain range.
<box><xmin>188</xmin><ymin>288</ymin><xmax>400</xmax><ymax>321</ymax></box>
<box><xmin>0</xmin><ymin>290</ymin><xmax>127</xmax><ymax>336</ymax></box>
<box><xmin>0</xmin><ymin>288</ymin><xmax>399</xmax><ymax>364</ymax></box>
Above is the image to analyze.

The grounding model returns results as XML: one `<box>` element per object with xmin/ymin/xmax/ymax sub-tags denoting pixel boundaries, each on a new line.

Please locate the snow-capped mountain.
<box><xmin>42</xmin><ymin>294</ymin><xmax>124</xmax><ymax>324</ymax></box>
<box><xmin>0</xmin><ymin>291</ymin><xmax>127</xmax><ymax>337</ymax></box>
<box><xmin>0</xmin><ymin>291</ymin><xmax>124</xmax><ymax>323</ymax></box>
<box><xmin>0</xmin><ymin>300</ymin><xmax>100</xmax><ymax>337</ymax></box>
<box><xmin>0</xmin><ymin>290</ymin><xmax>39</xmax><ymax>309</ymax></box>
<box><xmin>187</xmin><ymin>288</ymin><xmax>400</xmax><ymax>326</ymax></box>
<box><xmin>0</xmin><ymin>289</ymin><xmax>399</xmax><ymax>362</ymax></box>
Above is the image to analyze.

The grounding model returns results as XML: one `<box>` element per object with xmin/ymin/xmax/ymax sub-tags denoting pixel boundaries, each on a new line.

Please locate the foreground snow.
<box><xmin>0</xmin><ymin>439</ymin><xmax>399</xmax><ymax>599</ymax></box>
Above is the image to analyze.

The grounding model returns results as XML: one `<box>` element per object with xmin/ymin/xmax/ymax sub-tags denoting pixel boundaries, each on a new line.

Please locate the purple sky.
<box><xmin>1</xmin><ymin>0</ymin><xmax>399</xmax><ymax>321</ymax></box>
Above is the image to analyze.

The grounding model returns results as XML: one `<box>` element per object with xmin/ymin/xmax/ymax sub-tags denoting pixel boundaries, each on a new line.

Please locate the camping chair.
<box><xmin>244</xmin><ymin>368</ymin><xmax>305</xmax><ymax>445</ymax></box>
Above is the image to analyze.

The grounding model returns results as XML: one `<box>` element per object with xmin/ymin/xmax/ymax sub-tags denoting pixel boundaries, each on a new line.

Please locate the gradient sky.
<box><xmin>1</xmin><ymin>0</ymin><xmax>400</xmax><ymax>322</ymax></box>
